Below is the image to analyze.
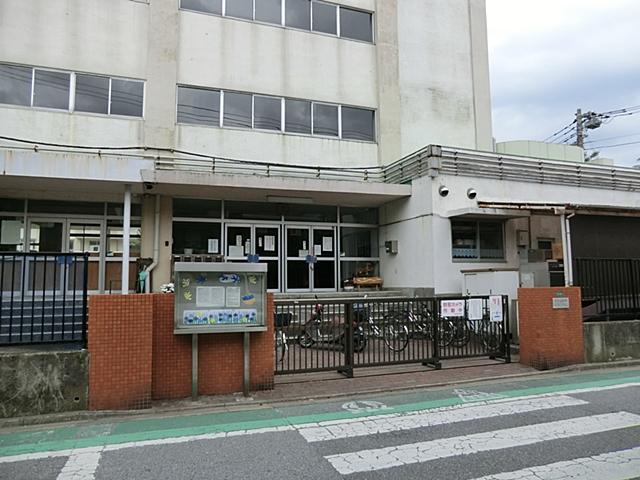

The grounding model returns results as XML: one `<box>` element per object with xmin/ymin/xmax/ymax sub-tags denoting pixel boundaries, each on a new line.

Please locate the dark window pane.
<box><xmin>256</xmin><ymin>227</ymin><xmax>279</xmax><ymax>257</ymax></box>
<box><xmin>177</xmin><ymin>86</ymin><xmax>220</xmax><ymax>126</ymax></box>
<box><xmin>285</xmin><ymin>98</ymin><xmax>311</xmax><ymax>134</ymax></box>
<box><xmin>0</xmin><ymin>198</ymin><xmax>25</xmax><ymax>213</ymax></box>
<box><xmin>479</xmin><ymin>222</ymin><xmax>504</xmax><ymax>259</ymax></box>
<box><xmin>0</xmin><ymin>64</ymin><xmax>32</xmax><ymax>106</ymax></box>
<box><xmin>340</xmin><ymin>7</ymin><xmax>372</xmax><ymax>42</ymax></box>
<box><xmin>106</xmin><ymin>203</ymin><xmax>142</xmax><ymax>217</ymax></box>
<box><xmin>75</xmin><ymin>74</ymin><xmax>109</xmax><ymax>114</ymax></box>
<box><xmin>340</xmin><ymin>206</ymin><xmax>378</xmax><ymax>224</ymax></box>
<box><xmin>173</xmin><ymin>222</ymin><xmax>221</xmax><ymax>255</ymax></box>
<box><xmin>452</xmin><ymin>220</ymin><xmax>477</xmax><ymax>259</ymax></box>
<box><xmin>255</xmin><ymin>0</ymin><xmax>281</xmax><ymax>24</ymax></box>
<box><xmin>286</xmin><ymin>228</ymin><xmax>309</xmax><ymax>257</ymax></box>
<box><xmin>225</xmin><ymin>201</ymin><xmax>282</xmax><ymax>221</ymax></box>
<box><xmin>180</xmin><ymin>0</ymin><xmax>222</xmax><ymax>14</ymax></box>
<box><xmin>29</xmin><ymin>200</ymin><xmax>104</xmax><ymax>215</ymax></box>
<box><xmin>340</xmin><ymin>227</ymin><xmax>377</xmax><ymax>257</ymax></box>
<box><xmin>312</xmin><ymin>1</ymin><xmax>336</xmax><ymax>34</ymax></box>
<box><xmin>263</xmin><ymin>260</ymin><xmax>279</xmax><ymax>290</ymax></box>
<box><xmin>254</xmin><ymin>95</ymin><xmax>281</xmax><ymax>131</ymax></box>
<box><xmin>313</xmin><ymin>229</ymin><xmax>334</xmax><ymax>258</ymax></box>
<box><xmin>173</xmin><ymin>198</ymin><xmax>222</xmax><ymax>218</ymax></box>
<box><xmin>284</xmin><ymin>204</ymin><xmax>336</xmax><ymax>222</ymax></box>
<box><xmin>223</xmin><ymin>91</ymin><xmax>252</xmax><ymax>128</ymax></box>
<box><xmin>285</xmin><ymin>0</ymin><xmax>310</xmax><ymax>30</ymax></box>
<box><xmin>33</xmin><ymin>70</ymin><xmax>70</xmax><ymax>110</ymax></box>
<box><xmin>341</xmin><ymin>106</ymin><xmax>375</xmax><ymax>141</ymax></box>
<box><xmin>226</xmin><ymin>0</ymin><xmax>253</xmax><ymax>20</ymax></box>
<box><xmin>110</xmin><ymin>79</ymin><xmax>143</xmax><ymax>117</ymax></box>
<box><xmin>287</xmin><ymin>261</ymin><xmax>309</xmax><ymax>289</ymax></box>
<box><xmin>313</xmin><ymin>103</ymin><xmax>338</xmax><ymax>136</ymax></box>
<box><xmin>313</xmin><ymin>261</ymin><xmax>335</xmax><ymax>289</ymax></box>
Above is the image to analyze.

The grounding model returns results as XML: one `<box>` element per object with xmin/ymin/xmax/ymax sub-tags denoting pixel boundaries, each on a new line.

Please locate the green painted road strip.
<box><xmin>1</xmin><ymin>369</ymin><xmax>639</xmax><ymax>458</ymax></box>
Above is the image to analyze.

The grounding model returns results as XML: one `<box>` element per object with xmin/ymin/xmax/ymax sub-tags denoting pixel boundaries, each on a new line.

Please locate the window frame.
<box><xmin>0</xmin><ymin>62</ymin><xmax>145</xmax><ymax>118</ymax></box>
<box><xmin>451</xmin><ymin>219</ymin><xmax>506</xmax><ymax>262</ymax></box>
<box><xmin>178</xmin><ymin>0</ymin><xmax>375</xmax><ymax>44</ymax></box>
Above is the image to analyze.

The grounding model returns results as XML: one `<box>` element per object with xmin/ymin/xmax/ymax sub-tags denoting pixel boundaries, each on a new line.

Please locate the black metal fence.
<box><xmin>574</xmin><ymin>258</ymin><xmax>640</xmax><ymax>321</ymax></box>
<box><xmin>0</xmin><ymin>252</ymin><xmax>89</xmax><ymax>345</ymax></box>
<box><xmin>274</xmin><ymin>295</ymin><xmax>510</xmax><ymax>376</ymax></box>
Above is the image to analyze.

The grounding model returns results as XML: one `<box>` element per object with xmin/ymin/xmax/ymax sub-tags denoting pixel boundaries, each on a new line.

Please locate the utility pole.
<box><xmin>575</xmin><ymin>108</ymin><xmax>584</xmax><ymax>148</ymax></box>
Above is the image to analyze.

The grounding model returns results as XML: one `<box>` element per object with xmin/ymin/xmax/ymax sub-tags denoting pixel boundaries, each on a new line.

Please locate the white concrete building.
<box><xmin>1</xmin><ymin>0</ymin><xmax>640</xmax><ymax>302</ymax></box>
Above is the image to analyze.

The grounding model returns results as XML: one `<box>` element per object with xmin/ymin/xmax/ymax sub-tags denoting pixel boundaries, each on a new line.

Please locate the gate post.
<box><xmin>341</xmin><ymin>301</ymin><xmax>354</xmax><ymax>378</ymax></box>
<box><xmin>423</xmin><ymin>298</ymin><xmax>442</xmax><ymax>370</ymax></box>
<box><xmin>503</xmin><ymin>295</ymin><xmax>511</xmax><ymax>363</ymax></box>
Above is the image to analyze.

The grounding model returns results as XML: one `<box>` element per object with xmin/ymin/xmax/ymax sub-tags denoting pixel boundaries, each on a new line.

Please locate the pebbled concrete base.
<box><xmin>0</xmin><ymin>347</ymin><xmax>88</xmax><ymax>418</ymax></box>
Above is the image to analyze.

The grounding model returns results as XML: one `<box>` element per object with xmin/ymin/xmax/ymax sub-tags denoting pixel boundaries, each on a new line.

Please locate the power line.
<box><xmin>585</xmin><ymin>139</ymin><xmax>640</xmax><ymax>150</ymax></box>
<box><xmin>585</xmin><ymin>132</ymin><xmax>640</xmax><ymax>144</ymax></box>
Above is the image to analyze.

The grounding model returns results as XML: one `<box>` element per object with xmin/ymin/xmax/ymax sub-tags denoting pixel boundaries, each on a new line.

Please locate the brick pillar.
<box><xmin>518</xmin><ymin>287</ymin><xmax>584</xmax><ymax>370</ymax></box>
<box><xmin>88</xmin><ymin>294</ymin><xmax>153</xmax><ymax>410</ymax></box>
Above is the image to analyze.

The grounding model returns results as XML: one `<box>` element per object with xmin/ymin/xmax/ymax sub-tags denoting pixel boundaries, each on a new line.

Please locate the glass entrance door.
<box><xmin>26</xmin><ymin>219</ymin><xmax>66</xmax><ymax>294</ymax></box>
<box><xmin>255</xmin><ymin>225</ymin><xmax>280</xmax><ymax>291</ymax></box>
<box><xmin>226</xmin><ymin>225</ymin><xmax>252</xmax><ymax>260</ymax></box>
<box><xmin>68</xmin><ymin>221</ymin><xmax>104</xmax><ymax>292</ymax></box>
<box><xmin>285</xmin><ymin>226</ymin><xmax>336</xmax><ymax>292</ymax></box>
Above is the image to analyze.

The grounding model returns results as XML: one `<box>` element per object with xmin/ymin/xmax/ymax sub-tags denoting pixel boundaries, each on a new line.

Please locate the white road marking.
<box><xmin>299</xmin><ymin>395</ymin><xmax>586</xmax><ymax>442</ymax></box>
<box><xmin>342</xmin><ymin>400</ymin><xmax>389</xmax><ymax>413</ymax></box>
<box><xmin>469</xmin><ymin>446</ymin><xmax>640</xmax><ymax>480</ymax></box>
<box><xmin>56</xmin><ymin>448</ymin><xmax>103</xmax><ymax>480</ymax></box>
<box><xmin>0</xmin><ymin>383</ymin><xmax>637</xmax><ymax>467</ymax></box>
<box><xmin>454</xmin><ymin>388</ymin><xmax>507</xmax><ymax>403</ymax></box>
<box><xmin>324</xmin><ymin>412</ymin><xmax>640</xmax><ymax>475</ymax></box>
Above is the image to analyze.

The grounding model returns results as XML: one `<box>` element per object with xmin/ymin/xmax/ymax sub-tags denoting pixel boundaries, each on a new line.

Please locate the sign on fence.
<box><xmin>489</xmin><ymin>295</ymin><xmax>503</xmax><ymax>322</ymax></box>
<box><xmin>441</xmin><ymin>299</ymin><xmax>465</xmax><ymax>318</ymax></box>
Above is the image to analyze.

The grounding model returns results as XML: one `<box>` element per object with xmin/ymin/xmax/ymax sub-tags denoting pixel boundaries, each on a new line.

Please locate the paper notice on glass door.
<box><xmin>314</xmin><ymin>244</ymin><xmax>322</xmax><ymax>256</ymax></box>
<box><xmin>322</xmin><ymin>237</ymin><xmax>333</xmax><ymax>252</ymax></box>
<box><xmin>264</xmin><ymin>235</ymin><xmax>275</xmax><ymax>252</ymax></box>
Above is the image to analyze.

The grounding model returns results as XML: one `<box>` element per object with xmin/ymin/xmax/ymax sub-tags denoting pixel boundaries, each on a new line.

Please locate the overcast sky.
<box><xmin>486</xmin><ymin>0</ymin><xmax>640</xmax><ymax>166</ymax></box>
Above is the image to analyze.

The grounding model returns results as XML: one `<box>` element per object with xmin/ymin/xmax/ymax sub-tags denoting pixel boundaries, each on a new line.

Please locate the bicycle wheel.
<box><xmin>450</xmin><ymin>319</ymin><xmax>471</xmax><ymax>347</ymax></box>
<box><xmin>383</xmin><ymin>320</ymin><xmax>409</xmax><ymax>352</ymax></box>
<box><xmin>298</xmin><ymin>329</ymin><xmax>314</xmax><ymax>348</ymax></box>
<box><xmin>482</xmin><ymin>322</ymin><xmax>503</xmax><ymax>354</ymax></box>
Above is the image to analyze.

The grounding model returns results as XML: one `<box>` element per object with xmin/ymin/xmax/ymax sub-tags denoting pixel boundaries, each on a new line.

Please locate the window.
<box><xmin>33</xmin><ymin>70</ymin><xmax>70</xmax><ymax>110</ymax></box>
<box><xmin>75</xmin><ymin>74</ymin><xmax>109</xmax><ymax>114</ymax></box>
<box><xmin>173</xmin><ymin>198</ymin><xmax>222</xmax><ymax>218</ymax></box>
<box><xmin>177</xmin><ymin>86</ymin><xmax>220</xmax><ymax>126</ymax></box>
<box><xmin>107</xmin><ymin>221</ymin><xmax>141</xmax><ymax>257</ymax></box>
<box><xmin>0</xmin><ymin>216</ymin><xmax>24</xmax><ymax>252</ymax></box>
<box><xmin>223</xmin><ymin>91</ymin><xmax>252</xmax><ymax>128</ymax></box>
<box><xmin>340</xmin><ymin>227</ymin><xmax>377</xmax><ymax>257</ymax></box>
<box><xmin>340</xmin><ymin>7</ymin><xmax>373</xmax><ymax>42</ymax></box>
<box><xmin>173</xmin><ymin>222</ymin><xmax>221</xmax><ymax>255</ymax></box>
<box><xmin>285</xmin><ymin>98</ymin><xmax>311</xmax><ymax>134</ymax></box>
<box><xmin>180</xmin><ymin>0</ymin><xmax>222</xmax><ymax>15</ymax></box>
<box><xmin>255</xmin><ymin>0</ymin><xmax>281</xmax><ymax>24</ymax></box>
<box><xmin>285</xmin><ymin>0</ymin><xmax>310</xmax><ymax>30</ymax></box>
<box><xmin>451</xmin><ymin>220</ymin><xmax>504</xmax><ymax>260</ymax></box>
<box><xmin>312</xmin><ymin>1</ymin><xmax>337</xmax><ymax>35</ymax></box>
<box><xmin>226</xmin><ymin>0</ymin><xmax>253</xmax><ymax>20</ymax></box>
<box><xmin>110</xmin><ymin>78</ymin><xmax>143</xmax><ymax>117</ymax></box>
<box><xmin>0</xmin><ymin>64</ymin><xmax>31</xmax><ymax>106</ymax></box>
<box><xmin>254</xmin><ymin>95</ymin><xmax>281</xmax><ymax>131</ymax></box>
<box><xmin>340</xmin><ymin>207</ymin><xmax>378</xmax><ymax>225</ymax></box>
<box><xmin>342</xmin><ymin>106</ymin><xmax>375</xmax><ymax>141</ymax></box>
<box><xmin>313</xmin><ymin>103</ymin><xmax>338</xmax><ymax>137</ymax></box>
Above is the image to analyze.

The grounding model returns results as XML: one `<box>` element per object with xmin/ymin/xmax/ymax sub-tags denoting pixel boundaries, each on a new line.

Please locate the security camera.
<box><xmin>467</xmin><ymin>188</ymin><xmax>477</xmax><ymax>200</ymax></box>
<box><xmin>438</xmin><ymin>185</ymin><xmax>449</xmax><ymax>197</ymax></box>
<box><xmin>144</xmin><ymin>182</ymin><xmax>154</xmax><ymax>191</ymax></box>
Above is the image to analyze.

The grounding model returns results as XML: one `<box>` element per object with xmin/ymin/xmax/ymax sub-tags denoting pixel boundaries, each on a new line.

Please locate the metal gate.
<box><xmin>274</xmin><ymin>295</ymin><xmax>510</xmax><ymax>376</ymax></box>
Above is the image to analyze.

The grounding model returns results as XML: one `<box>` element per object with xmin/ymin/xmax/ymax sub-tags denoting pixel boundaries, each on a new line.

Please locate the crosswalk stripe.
<box><xmin>56</xmin><ymin>448</ymin><xmax>103</xmax><ymax>480</ymax></box>
<box><xmin>299</xmin><ymin>395</ymin><xmax>587</xmax><ymax>442</ymax></box>
<box><xmin>469</xmin><ymin>446</ymin><xmax>640</xmax><ymax>480</ymax></box>
<box><xmin>325</xmin><ymin>412</ymin><xmax>640</xmax><ymax>475</ymax></box>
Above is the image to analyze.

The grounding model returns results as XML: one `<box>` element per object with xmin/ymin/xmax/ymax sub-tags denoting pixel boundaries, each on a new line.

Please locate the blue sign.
<box><xmin>305</xmin><ymin>255</ymin><xmax>317</xmax><ymax>264</ymax></box>
<box><xmin>56</xmin><ymin>255</ymin><xmax>74</xmax><ymax>265</ymax></box>
<box><xmin>247</xmin><ymin>254</ymin><xmax>260</xmax><ymax>263</ymax></box>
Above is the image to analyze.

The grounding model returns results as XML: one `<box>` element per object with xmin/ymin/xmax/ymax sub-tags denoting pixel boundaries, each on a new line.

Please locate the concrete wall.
<box><xmin>584</xmin><ymin>320</ymin><xmax>640</xmax><ymax>363</ymax></box>
<box><xmin>0</xmin><ymin>348</ymin><xmax>88</xmax><ymax>418</ymax></box>
<box><xmin>1</xmin><ymin>0</ymin><xmax>491</xmax><ymax>169</ymax></box>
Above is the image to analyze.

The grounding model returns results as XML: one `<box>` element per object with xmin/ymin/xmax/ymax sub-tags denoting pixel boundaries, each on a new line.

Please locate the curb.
<box><xmin>2</xmin><ymin>360</ymin><xmax>639</xmax><ymax>430</ymax></box>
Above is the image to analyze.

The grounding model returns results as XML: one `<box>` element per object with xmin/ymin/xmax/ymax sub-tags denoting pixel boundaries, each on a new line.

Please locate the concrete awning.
<box><xmin>477</xmin><ymin>201</ymin><xmax>640</xmax><ymax>217</ymax></box>
<box><xmin>141</xmin><ymin>169</ymin><xmax>412</xmax><ymax>207</ymax></box>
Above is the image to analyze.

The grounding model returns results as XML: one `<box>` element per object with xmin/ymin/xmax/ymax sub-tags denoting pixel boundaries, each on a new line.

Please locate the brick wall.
<box><xmin>88</xmin><ymin>294</ymin><xmax>153</xmax><ymax>410</ymax></box>
<box><xmin>518</xmin><ymin>287</ymin><xmax>584</xmax><ymax>370</ymax></box>
<box><xmin>88</xmin><ymin>293</ymin><xmax>275</xmax><ymax>410</ymax></box>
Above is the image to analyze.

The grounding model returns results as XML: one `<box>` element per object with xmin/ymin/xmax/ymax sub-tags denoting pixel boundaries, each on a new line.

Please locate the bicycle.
<box><xmin>274</xmin><ymin>312</ymin><xmax>291</xmax><ymax>363</ymax></box>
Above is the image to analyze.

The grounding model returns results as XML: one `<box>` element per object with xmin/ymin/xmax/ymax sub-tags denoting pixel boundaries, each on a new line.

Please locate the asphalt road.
<box><xmin>1</xmin><ymin>367</ymin><xmax>640</xmax><ymax>480</ymax></box>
